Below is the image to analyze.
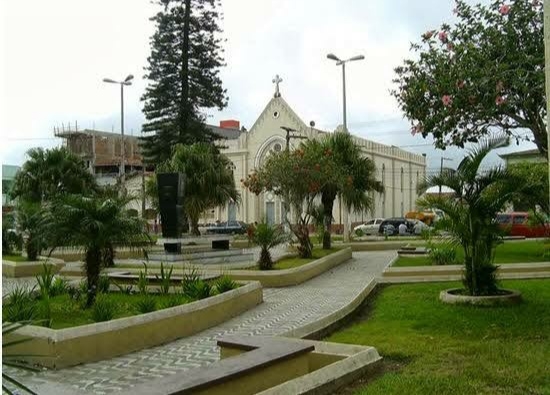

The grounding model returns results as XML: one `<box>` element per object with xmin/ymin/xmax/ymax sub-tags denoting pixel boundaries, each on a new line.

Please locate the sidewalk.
<box><xmin>7</xmin><ymin>250</ymin><xmax>394</xmax><ymax>395</ymax></box>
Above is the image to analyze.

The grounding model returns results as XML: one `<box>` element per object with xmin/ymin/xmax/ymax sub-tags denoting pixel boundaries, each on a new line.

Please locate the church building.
<box><xmin>215</xmin><ymin>77</ymin><xmax>427</xmax><ymax>228</ymax></box>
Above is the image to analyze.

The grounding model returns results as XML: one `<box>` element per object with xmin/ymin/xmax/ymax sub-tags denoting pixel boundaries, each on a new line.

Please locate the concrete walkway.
<box><xmin>5</xmin><ymin>250</ymin><xmax>394</xmax><ymax>395</ymax></box>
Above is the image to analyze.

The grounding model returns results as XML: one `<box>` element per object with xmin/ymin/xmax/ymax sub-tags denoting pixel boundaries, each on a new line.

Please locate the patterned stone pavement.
<box><xmin>5</xmin><ymin>250</ymin><xmax>394</xmax><ymax>394</ymax></box>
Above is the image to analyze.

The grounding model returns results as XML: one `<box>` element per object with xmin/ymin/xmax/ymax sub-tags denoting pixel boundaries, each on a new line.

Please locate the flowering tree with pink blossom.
<box><xmin>393</xmin><ymin>0</ymin><xmax>545</xmax><ymax>154</ymax></box>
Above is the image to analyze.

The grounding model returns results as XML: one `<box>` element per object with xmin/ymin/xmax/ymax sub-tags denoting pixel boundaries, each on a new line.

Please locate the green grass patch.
<box><xmin>394</xmin><ymin>240</ymin><xmax>549</xmax><ymax>267</ymax></box>
<box><xmin>2</xmin><ymin>254</ymin><xmax>29</xmax><ymax>262</ymax></box>
<box><xmin>327</xmin><ymin>279</ymin><xmax>550</xmax><ymax>395</ymax></box>
<box><xmin>273</xmin><ymin>247</ymin><xmax>341</xmax><ymax>270</ymax></box>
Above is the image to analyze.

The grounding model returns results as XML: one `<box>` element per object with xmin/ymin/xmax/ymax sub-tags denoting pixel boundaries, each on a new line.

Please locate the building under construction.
<box><xmin>53</xmin><ymin>123</ymin><xmax>146</xmax><ymax>180</ymax></box>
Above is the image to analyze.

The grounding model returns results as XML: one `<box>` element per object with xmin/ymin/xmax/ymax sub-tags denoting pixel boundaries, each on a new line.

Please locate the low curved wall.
<box><xmin>6</xmin><ymin>281</ymin><xmax>263</xmax><ymax>369</ymax></box>
<box><xmin>2</xmin><ymin>258</ymin><xmax>65</xmax><ymax>278</ymax></box>
<box><xmin>227</xmin><ymin>248</ymin><xmax>352</xmax><ymax>288</ymax></box>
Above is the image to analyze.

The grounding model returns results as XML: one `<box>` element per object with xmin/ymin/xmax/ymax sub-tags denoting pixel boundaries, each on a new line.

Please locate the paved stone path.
<box><xmin>5</xmin><ymin>250</ymin><xmax>394</xmax><ymax>395</ymax></box>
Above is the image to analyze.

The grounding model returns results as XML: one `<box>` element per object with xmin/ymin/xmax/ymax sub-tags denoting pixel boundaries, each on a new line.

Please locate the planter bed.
<box><xmin>4</xmin><ymin>281</ymin><xmax>263</xmax><ymax>369</ymax></box>
<box><xmin>2</xmin><ymin>257</ymin><xmax>65</xmax><ymax>278</ymax></box>
<box><xmin>225</xmin><ymin>247</ymin><xmax>352</xmax><ymax>287</ymax></box>
<box><xmin>439</xmin><ymin>288</ymin><xmax>522</xmax><ymax>306</ymax></box>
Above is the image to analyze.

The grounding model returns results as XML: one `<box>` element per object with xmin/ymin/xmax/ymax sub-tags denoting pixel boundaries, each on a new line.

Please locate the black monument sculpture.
<box><xmin>157</xmin><ymin>172</ymin><xmax>185</xmax><ymax>254</ymax></box>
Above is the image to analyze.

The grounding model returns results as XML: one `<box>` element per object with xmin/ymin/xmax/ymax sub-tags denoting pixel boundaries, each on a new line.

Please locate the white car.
<box><xmin>354</xmin><ymin>218</ymin><xmax>385</xmax><ymax>235</ymax></box>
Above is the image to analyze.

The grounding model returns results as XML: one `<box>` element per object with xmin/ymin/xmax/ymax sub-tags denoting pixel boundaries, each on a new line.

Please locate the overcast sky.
<box><xmin>0</xmin><ymin>0</ymin><xmax>534</xmax><ymax>171</ymax></box>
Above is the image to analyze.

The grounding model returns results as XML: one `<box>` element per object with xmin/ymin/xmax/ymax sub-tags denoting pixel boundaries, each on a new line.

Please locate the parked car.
<box><xmin>206</xmin><ymin>221</ymin><xmax>248</xmax><ymax>235</ymax></box>
<box><xmin>378</xmin><ymin>217</ymin><xmax>414</xmax><ymax>236</ymax></box>
<box><xmin>353</xmin><ymin>218</ymin><xmax>385</xmax><ymax>235</ymax></box>
<box><xmin>496</xmin><ymin>212</ymin><xmax>549</xmax><ymax>238</ymax></box>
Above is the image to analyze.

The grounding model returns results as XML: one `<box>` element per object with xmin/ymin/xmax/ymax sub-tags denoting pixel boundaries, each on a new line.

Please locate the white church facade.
<box><xmin>213</xmin><ymin>82</ymin><xmax>427</xmax><ymax>229</ymax></box>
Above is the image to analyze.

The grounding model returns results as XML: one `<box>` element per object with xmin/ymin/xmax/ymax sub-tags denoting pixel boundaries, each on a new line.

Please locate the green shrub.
<box><xmin>79</xmin><ymin>279</ymin><xmax>88</xmax><ymax>294</ymax></box>
<box><xmin>161</xmin><ymin>294</ymin><xmax>187</xmax><ymax>309</ymax></box>
<box><xmin>50</xmin><ymin>277</ymin><xmax>69</xmax><ymax>297</ymax></box>
<box><xmin>4</xmin><ymin>285</ymin><xmax>37</xmax><ymax>322</ymax></box>
<box><xmin>136</xmin><ymin>296</ymin><xmax>157</xmax><ymax>314</ymax></box>
<box><xmin>137</xmin><ymin>262</ymin><xmax>149</xmax><ymax>294</ymax></box>
<box><xmin>215</xmin><ymin>275</ymin><xmax>238</xmax><ymax>294</ymax></box>
<box><xmin>67</xmin><ymin>285</ymin><xmax>82</xmax><ymax>301</ymax></box>
<box><xmin>98</xmin><ymin>275</ymin><xmax>111</xmax><ymax>293</ymax></box>
<box><xmin>355</xmin><ymin>228</ymin><xmax>364</xmax><ymax>237</ymax></box>
<box><xmin>114</xmin><ymin>282</ymin><xmax>134</xmax><ymax>294</ymax></box>
<box><xmin>428</xmin><ymin>246</ymin><xmax>457</xmax><ymax>266</ymax></box>
<box><xmin>183</xmin><ymin>278</ymin><xmax>212</xmax><ymax>300</ymax></box>
<box><xmin>155</xmin><ymin>262</ymin><xmax>174</xmax><ymax>295</ymax></box>
<box><xmin>91</xmin><ymin>294</ymin><xmax>116</xmax><ymax>322</ymax></box>
<box><xmin>36</xmin><ymin>263</ymin><xmax>55</xmax><ymax>297</ymax></box>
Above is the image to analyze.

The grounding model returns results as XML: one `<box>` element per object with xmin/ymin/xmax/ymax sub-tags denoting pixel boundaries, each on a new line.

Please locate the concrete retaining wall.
<box><xmin>2</xmin><ymin>258</ymin><xmax>65</xmax><ymax>278</ymax></box>
<box><xmin>5</xmin><ymin>281</ymin><xmax>263</xmax><ymax>369</ymax></box>
<box><xmin>227</xmin><ymin>248</ymin><xmax>352</xmax><ymax>287</ymax></box>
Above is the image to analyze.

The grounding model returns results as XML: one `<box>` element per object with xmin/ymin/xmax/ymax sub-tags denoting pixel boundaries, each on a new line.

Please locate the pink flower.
<box><xmin>495</xmin><ymin>95</ymin><xmax>507</xmax><ymax>106</ymax></box>
<box><xmin>456</xmin><ymin>80</ymin><xmax>465</xmax><ymax>89</ymax></box>
<box><xmin>442</xmin><ymin>95</ymin><xmax>453</xmax><ymax>107</ymax></box>
<box><xmin>411</xmin><ymin>124</ymin><xmax>424</xmax><ymax>136</ymax></box>
<box><xmin>438</xmin><ymin>31</ymin><xmax>448</xmax><ymax>43</ymax></box>
<box><xmin>447</xmin><ymin>42</ymin><xmax>454</xmax><ymax>51</ymax></box>
<box><xmin>532</xmin><ymin>0</ymin><xmax>540</xmax><ymax>7</ymax></box>
<box><xmin>499</xmin><ymin>4</ymin><xmax>510</xmax><ymax>15</ymax></box>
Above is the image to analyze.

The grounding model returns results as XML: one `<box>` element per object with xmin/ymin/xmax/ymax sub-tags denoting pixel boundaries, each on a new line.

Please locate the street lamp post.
<box><xmin>439</xmin><ymin>157</ymin><xmax>453</xmax><ymax>196</ymax></box>
<box><xmin>327</xmin><ymin>53</ymin><xmax>364</xmax><ymax>241</ymax></box>
<box><xmin>103</xmin><ymin>74</ymin><xmax>134</xmax><ymax>190</ymax></box>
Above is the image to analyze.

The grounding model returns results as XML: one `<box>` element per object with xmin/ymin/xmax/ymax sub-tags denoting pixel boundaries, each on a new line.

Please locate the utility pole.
<box><xmin>327</xmin><ymin>53</ymin><xmax>365</xmax><ymax>241</ymax></box>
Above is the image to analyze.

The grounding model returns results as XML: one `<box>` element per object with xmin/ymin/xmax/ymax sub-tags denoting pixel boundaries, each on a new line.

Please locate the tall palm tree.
<box><xmin>42</xmin><ymin>195</ymin><xmax>148</xmax><ymax>306</ymax></box>
<box><xmin>310</xmin><ymin>133</ymin><xmax>384</xmax><ymax>249</ymax></box>
<box><xmin>166</xmin><ymin>143</ymin><xmax>240</xmax><ymax>236</ymax></box>
<box><xmin>418</xmin><ymin>136</ymin><xmax>524</xmax><ymax>296</ymax></box>
<box><xmin>11</xmin><ymin>147</ymin><xmax>98</xmax><ymax>203</ymax></box>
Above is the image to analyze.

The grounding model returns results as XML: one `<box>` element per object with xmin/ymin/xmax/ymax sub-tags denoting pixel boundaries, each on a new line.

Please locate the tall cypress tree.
<box><xmin>141</xmin><ymin>0</ymin><xmax>227</xmax><ymax>165</ymax></box>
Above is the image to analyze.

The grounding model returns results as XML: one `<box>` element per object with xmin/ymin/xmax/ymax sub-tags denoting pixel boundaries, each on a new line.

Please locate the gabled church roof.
<box><xmin>247</xmin><ymin>95</ymin><xmax>307</xmax><ymax>135</ymax></box>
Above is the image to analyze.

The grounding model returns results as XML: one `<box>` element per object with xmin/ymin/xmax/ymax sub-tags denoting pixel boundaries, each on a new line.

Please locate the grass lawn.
<box><xmin>2</xmin><ymin>254</ymin><xmax>29</xmax><ymax>262</ymax></box>
<box><xmin>2</xmin><ymin>293</ymin><xmax>191</xmax><ymax>329</ymax></box>
<box><xmin>328</xmin><ymin>280</ymin><xmax>550</xmax><ymax>395</ymax></box>
<box><xmin>273</xmin><ymin>247</ymin><xmax>341</xmax><ymax>270</ymax></box>
<box><xmin>394</xmin><ymin>240</ymin><xmax>549</xmax><ymax>267</ymax></box>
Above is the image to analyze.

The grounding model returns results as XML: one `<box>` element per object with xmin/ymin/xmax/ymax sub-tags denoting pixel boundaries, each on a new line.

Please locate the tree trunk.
<box><xmin>321</xmin><ymin>193</ymin><xmax>335</xmax><ymax>250</ymax></box>
<box><xmin>189</xmin><ymin>214</ymin><xmax>201</xmax><ymax>236</ymax></box>
<box><xmin>26</xmin><ymin>238</ymin><xmax>38</xmax><ymax>261</ymax></box>
<box><xmin>294</xmin><ymin>223</ymin><xmax>312</xmax><ymax>259</ymax></box>
<box><xmin>85</xmin><ymin>246</ymin><xmax>102</xmax><ymax>307</ymax></box>
<box><xmin>103</xmin><ymin>242</ymin><xmax>115</xmax><ymax>267</ymax></box>
<box><xmin>180</xmin><ymin>0</ymin><xmax>192</xmax><ymax>140</ymax></box>
<box><xmin>258</xmin><ymin>247</ymin><xmax>273</xmax><ymax>270</ymax></box>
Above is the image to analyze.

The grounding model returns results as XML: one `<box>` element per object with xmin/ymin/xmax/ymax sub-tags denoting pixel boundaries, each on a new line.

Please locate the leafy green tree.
<box><xmin>155</xmin><ymin>143</ymin><xmax>239</xmax><ymax>235</ymax></box>
<box><xmin>42</xmin><ymin>195</ymin><xmax>148</xmax><ymax>306</ymax></box>
<box><xmin>508</xmin><ymin>161</ymin><xmax>549</xmax><ymax>216</ymax></box>
<box><xmin>418</xmin><ymin>136</ymin><xmax>526</xmax><ymax>296</ymax></box>
<box><xmin>252</xmin><ymin>219</ymin><xmax>289</xmax><ymax>270</ymax></box>
<box><xmin>243</xmin><ymin>147</ymin><xmax>332</xmax><ymax>258</ymax></box>
<box><xmin>310</xmin><ymin>133</ymin><xmax>383</xmax><ymax>249</ymax></box>
<box><xmin>11</xmin><ymin>147</ymin><xmax>97</xmax><ymax>203</ymax></box>
<box><xmin>141</xmin><ymin>0</ymin><xmax>227</xmax><ymax>164</ymax></box>
<box><xmin>2</xmin><ymin>212</ymin><xmax>22</xmax><ymax>256</ymax></box>
<box><xmin>393</xmin><ymin>0</ymin><xmax>545</xmax><ymax>154</ymax></box>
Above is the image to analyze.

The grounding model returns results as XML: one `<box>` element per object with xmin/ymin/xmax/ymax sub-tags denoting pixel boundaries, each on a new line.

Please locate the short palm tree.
<box><xmin>252</xmin><ymin>220</ymin><xmax>289</xmax><ymax>270</ymax></box>
<box><xmin>418</xmin><ymin>136</ymin><xmax>524</xmax><ymax>296</ymax></box>
<box><xmin>42</xmin><ymin>195</ymin><xmax>148</xmax><ymax>306</ymax></box>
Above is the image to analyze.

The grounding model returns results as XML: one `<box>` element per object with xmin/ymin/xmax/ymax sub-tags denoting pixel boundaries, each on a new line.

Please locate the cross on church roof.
<box><xmin>272</xmin><ymin>74</ymin><xmax>282</xmax><ymax>98</ymax></box>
